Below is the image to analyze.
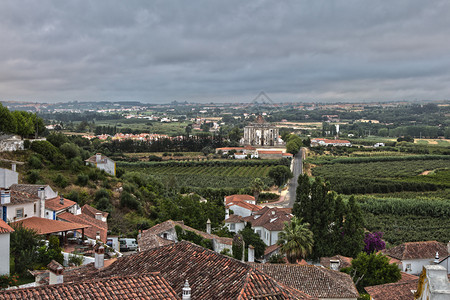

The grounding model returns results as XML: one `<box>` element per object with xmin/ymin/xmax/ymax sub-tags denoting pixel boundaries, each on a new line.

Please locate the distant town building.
<box><xmin>0</xmin><ymin>135</ymin><xmax>24</xmax><ymax>152</ymax></box>
<box><xmin>85</xmin><ymin>153</ymin><xmax>116</xmax><ymax>176</ymax></box>
<box><xmin>242</xmin><ymin>116</ymin><xmax>282</xmax><ymax>146</ymax></box>
<box><xmin>310</xmin><ymin>138</ymin><xmax>352</xmax><ymax>147</ymax></box>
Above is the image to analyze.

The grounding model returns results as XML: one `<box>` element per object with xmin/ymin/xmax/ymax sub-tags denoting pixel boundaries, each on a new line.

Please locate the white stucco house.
<box><xmin>383</xmin><ymin>241</ymin><xmax>449</xmax><ymax>275</ymax></box>
<box><xmin>224</xmin><ymin>206</ymin><xmax>293</xmax><ymax>247</ymax></box>
<box><xmin>0</xmin><ymin>135</ymin><xmax>24</xmax><ymax>152</ymax></box>
<box><xmin>224</xmin><ymin>194</ymin><xmax>261</xmax><ymax>218</ymax></box>
<box><xmin>415</xmin><ymin>265</ymin><xmax>450</xmax><ymax>300</ymax></box>
<box><xmin>0</xmin><ymin>165</ymin><xmax>19</xmax><ymax>189</ymax></box>
<box><xmin>0</xmin><ymin>219</ymin><xmax>14</xmax><ymax>275</ymax></box>
<box><xmin>85</xmin><ymin>153</ymin><xmax>116</xmax><ymax>176</ymax></box>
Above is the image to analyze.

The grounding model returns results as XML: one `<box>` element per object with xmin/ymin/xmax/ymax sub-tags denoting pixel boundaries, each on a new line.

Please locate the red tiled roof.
<box><xmin>264</xmin><ymin>244</ymin><xmax>281</xmax><ymax>256</ymax></box>
<box><xmin>365</xmin><ymin>280</ymin><xmax>417</xmax><ymax>300</ymax></box>
<box><xmin>383</xmin><ymin>241</ymin><xmax>448</xmax><ymax>260</ymax></box>
<box><xmin>320</xmin><ymin>255</ymin><xmax>353</xmax><ymax>270</ymax></box>
<box><xmin>224</xmin><ymin>214</ymin><xmax>245</xmax><ymax>223</ymax></box>
<box><xmin>227</xmin><ymin>201</ymin><xmax>262</xmax><ymax>212</ymax></box>
<box><xmin>224</xmin><ymin>194</ymin><xmax>255</xmax><ymax>205</ymax></box>
<box><xmin>3</xmin><ymin>189</ymin><xmax>38</xmax><ymax>206</ymax></box>
<box><xmin>138</xmin><ymin>233</ymin><xmax>174</xmax><ymax>251</ymax></box>
<box><xmin>399</xmin><ymin>272</ymin><xmax>419</xmax><ymax>283</ymax></box>
<box><xmin>216</xmin><ymin>147</ymin><xmax>244</xmax><ymax>151</ymax></box>
<box><xmin>58</xmin><ymin>212</ymin><xmax>107</xmax><ymax>242</ymax></box>
<box><xmin>73</xmin><ymin>241</ymin><xmax>314</xmax><ymax>299</ymax></box>
<box><xmin>249</xmin><ymin>263</ymin><xmax>359</xmax><ymax>299</ymax></box>
<box><xmin>11</xmin><ymin>217</ymin><xmax>90</xmax><ymax>235</ymax></box>
<box><xmin>258</xmin><ymin>150</ymin><xmax>283</xmax><ymax>154</ymax></box>
<box><xmin>0</xmin><ymin>220</ymin><xmax>14</xmax><ymax>234</ymax></box>
<box><xmin>45</xmin><ymin>196</ymin><xmax>77</xmax><ymax>211</ymax></box>
<box><xmin>0</xmin><ymin>273</ymin><xmax>180</xmax><ymax>300</ymax></box>
<box><xmin>9</xmin><ymin>184</ymin><xmax>50</xmax><ymax>197</ymax></box>
<box><xmin>282</xmin><ymin>153</ymin><xmax>293</xmax><ymax>156</ymax></box>
<box><xmin>312</xmin><ymin>138</ymin><xmax>351</xmax><ymax>144</ymax></box>
<box><xmin>81</xmin><ymin>204</ymin><xmax>109</xmax><ymax>219</ymax></box>
<box><xmin>245</xmin><ymin>207</ymin><xmax>292</xmax><ymax>232</ymax></box>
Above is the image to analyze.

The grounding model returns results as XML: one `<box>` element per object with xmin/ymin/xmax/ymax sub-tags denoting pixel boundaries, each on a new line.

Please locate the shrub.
<box><xmin>26</xmin><ymin>170</ymin><xmax>41</xmax><ymax>184</ymax></box>
<box><xmin>76</xmin><ymin>174</ymin><xmax>89</xmax><ymax>186</ymax></box>
<box><xmin>28</xmin><ymin>155</ymin><xmax>42</xmax><ymax>169</ymax></box>
<box><xmin>60</xmin><ymin>143</ymin><xmax>80</xmax><ymax>159</ymax></box>
<box><xmin>68</xmin><ymin>252</ymin><xmax>84</xmax><ymax>266</ymax></box>
<box><xmin>53</xmin><ymin>174</ymin><xmax>69</xmax><ymax>188</ymax></box>
<box><xmin>30</xmin><ymin>140</ymin><xmax>58</xmax><ymax>161</ymax></box>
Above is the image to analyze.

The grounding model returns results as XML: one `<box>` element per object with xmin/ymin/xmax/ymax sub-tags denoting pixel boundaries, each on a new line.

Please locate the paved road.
<box><xmin>275</xmin><ymin>148</ymin><xmax>303</xmax><ymax>208</ymax></box>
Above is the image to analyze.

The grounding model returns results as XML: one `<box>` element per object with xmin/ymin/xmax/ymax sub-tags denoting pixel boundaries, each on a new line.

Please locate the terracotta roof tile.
<box><xmin>58</xmin><ymin>212</ymin><xmax>107</xmax><ymax>242</ymax></box>
<box><xmin>138</xmin><ymin>234</ymin><xmax>174</xmax><ymax>251</ymax></box>
<box><xmin>225</xmin><ymin>214</ymin><xmax>245</xmax><ymax>223</ymax></box>
<box><xmin>383</xmin><ymin>241</ymin><xmax>448</xmax><ymax>260</ymax></box>
<box><xmin>245</xmin><ymin>207</ymin><xmax>292</xmax><ymax>232</ymax></box>
<box><xmin>399</xmin><ymin>272</ymin><xmax>419</xmax><ymax>283</ymax></box>
<box><xmin>225</xmin><ymin>194</ymin><xmax>255</xmax><ymax>205</ymax></box>
<box><xmin>258</xmin><ymin>150</ymin><xmax>283</xmax><ymax>154</ymax></box>
<box><xmin>11</xmin><ymin>216</ymin><xmax>90</xmax><ymax>235</ymax></box>
<box><xmin>227</xmin><ymin>201</ymin><xmax>262</xmax><ymax>212</ymax></box>
<box><xmin>365</xmin><ymin>280</ymin><xmax>417</xmax><ymax>300</ymax></box>
<box><xmin>0</xmin><ymin>273</ymin><xmax>180</xmax><ymax>299</ymax></box>
<box><xmin>65</xmin><ymin>241</ymin><xmax>312</xmax><ymax>299</ymax></box>
<box><xmin>9</xmin><ymin>184</ymin><xmax>50</xmax><ymax>197</ymax></box>
<box><xmin>45</xmin><ymin>196</ymin><xmax>77</xmax><ymax>211</ymax></box>
<box><xmin>81</xmin><ymin>204</ymin><xmax>109</xmax><ymax>219</ymax></box>
<box><xmin>264</xmin><ymin>244</ymin><xmax>281</xmax><ymax>256</ymax></box>
<box><xmin>3</xmin><ymin>189</ymin><xmax>38</xmax><ymax>206</ymax></box>
<box><xmin>0</xmin><ymin>220</ymin><xmax>14</xmax><ymax>234</ymax></box>
<box><xmin>320</xmin><ymin>255</ymin><xmax>353</xmax><ymax>270</ymax></box>
<box><xmin>249</xmin><ymin>263</ymin><xmax>359</xmax><ymax>299</ymax></box>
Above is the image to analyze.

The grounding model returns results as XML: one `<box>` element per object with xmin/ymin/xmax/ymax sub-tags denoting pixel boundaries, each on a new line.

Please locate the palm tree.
<box><xmin>277</xmin><ymin>217</ymin><xmax>314</xmax><ymax>263</ymax></box>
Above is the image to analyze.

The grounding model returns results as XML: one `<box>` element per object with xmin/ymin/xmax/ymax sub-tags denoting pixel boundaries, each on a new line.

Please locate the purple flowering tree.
<box><xmin>363</xmin><ymin>232</ymin><xmax>386</xmax><ymax>254</ymax></box>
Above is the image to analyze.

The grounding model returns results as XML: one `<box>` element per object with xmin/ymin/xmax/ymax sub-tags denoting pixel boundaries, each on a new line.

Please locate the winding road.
<box><xmin>276</xmin><ymin>147</ymin><xmax>304</xmax><ymax>208</ymax></box>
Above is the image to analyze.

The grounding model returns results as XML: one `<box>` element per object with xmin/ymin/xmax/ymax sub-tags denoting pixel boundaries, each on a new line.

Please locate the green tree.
<box><xmin>286</xmin><ymin>134</ymin><xmax>303</xmax><ymax>155</ymax></box>
<box><xmin>10</xmin><ymin>223</ymin><xmax>41</xmax><ymax>275</ymax></box>
<box><xmin>60</xmin><ymin>143</ymin><xmax>80</xmax><ymax>159</ymax></box>
<box><xmin>250</xmin><ymin>178</ymin><xmax>266</xmax><ymax>202</ymax></box>
<box><xmin>37</xmin><ymin>235</ymin><xmax>64</xmax><ymax>266</ymax></box>
<box><xmin>339</xmin><ymin>196</ymin><xmax>365</xmax><ymax>257</ymax></box>
<box><xmin>228</xmin><ymin>127</ymin><xmax>242</xmax><ymax>143</ymax></box>
<box><xmin>0</xmin><ymin>103</ymin><xmax>17</xmax><ymax>133</ymax></box>
<box><xmin>240</xmin><ymin>223</ymin><xmax>266</xmax><ymax>259</ymax></box>
<box><xmin>268</xmin><ymin>165</ymin><xmax>293</xmax><ymax>188</ymax></box>
<box><xmin>277</xmin><ymin>217</ymin><xmax>314</xmax><ymax>263</ymax></box>
<box><xmin>12</xmin><ymin>111</ymin><xmax>34</xmax><ymax>139</ymax></box>
<box><xmin>341</xmin><ymin>252</ymin><xmax>401</xmax><ymax>292</ymax></box>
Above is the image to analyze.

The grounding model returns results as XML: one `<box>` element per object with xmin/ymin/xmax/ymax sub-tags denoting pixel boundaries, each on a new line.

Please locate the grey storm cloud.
<box><xmin>0</xmin><ymin>0</ymin><xmax>449</xmax><ymax>103</ymax></box>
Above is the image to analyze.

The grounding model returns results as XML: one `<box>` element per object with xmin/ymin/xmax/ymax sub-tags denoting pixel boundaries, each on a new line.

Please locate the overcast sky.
<box><xmin>1</xmin><ymin>1</ymin><xmax>449</xmax><ymax>103</ymax></box>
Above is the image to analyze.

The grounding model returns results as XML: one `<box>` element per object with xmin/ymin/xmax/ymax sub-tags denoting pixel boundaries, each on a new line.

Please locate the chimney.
<box><xmin>447</xmin><ymin>241</ymin><xmax>450</xmax><ymax>255</ymax></box>
<box><xmin>96</xmin><ymin>231</ymin><xmax>101</xmax><ymax>241</ymax></box>
<box><xmin>11</xmin><ymin>163</ymin><xmax>16</xmax><ymax>172</ymax></box>
<box><xmin>225</xmin><ymin>208</ymin><xmax>230</xmax><ymax>220</ymax></box>
<box><xmin>330</xmin><ymin>259</ymin><xmax>340</xmax><ymax>271</ymax></box>
<box><xmin>182</xmin><ymin>280</ymin><xmax>191</xmax><ymax>300</ymax></box>
<box><xmin>434</xmin><ymin>252</ymin><xmax>440</xmax><ymax>264</ymax></box>
<box><xmin>95</xmin><ymin>245</ymin><xmax>105</xmax><ymax>269</ymax></box>
<box><xmin>248</xmin><ymin>245</ymin><xmax>255</xmax><ymax>262</ymax></box>
<box><xmin>206</xmin><ymin>219</ymin><xmax>211</xmax><ymax>234</ymax></box>
<box><xmin>38</xmin><ymin>187</ymin><xmax>45</xmax><ymax>218</ymax></box>
<box><xmin>95</xmin><ymin>212</ymin><xmax>102</xmax><ymax>221</ymax></box>
<box><xmin>96</xmin><ymin>153</ymin><xmax>102</xmax><ymax>163</ymax></box>
<box><xmin>48</xmin><ymin>260</ymin><xmax>64</xmax><ymax>285</ymax></box>
<box><xmin>59</xmin><ymin>196</ymin><xmax>64</xmax><ymax>205</ymax></box>
<box><xmin>0</xmin><ymin>189</ymin><xmax>11</xmax><ymax>205</ymax></box>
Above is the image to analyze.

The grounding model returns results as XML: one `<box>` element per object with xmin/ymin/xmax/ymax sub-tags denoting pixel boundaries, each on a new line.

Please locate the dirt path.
<box><xmin>420</xmin><ymin>170</ymin><xmax>432</xmax><ymax>175</ymax></box>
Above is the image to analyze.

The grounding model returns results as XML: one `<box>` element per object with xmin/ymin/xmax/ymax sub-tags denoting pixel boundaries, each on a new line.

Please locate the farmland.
<box><xmin>118</xmin><ymin>159</ymin><xmax>290</xmax><ymax>189</ymax></box>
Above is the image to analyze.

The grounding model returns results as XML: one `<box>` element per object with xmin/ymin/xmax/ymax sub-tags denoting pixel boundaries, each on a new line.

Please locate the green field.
<box><xmin>118</xmin><ymin>159</ymin><xmax>289</xmax><ymax>189</ymax></box>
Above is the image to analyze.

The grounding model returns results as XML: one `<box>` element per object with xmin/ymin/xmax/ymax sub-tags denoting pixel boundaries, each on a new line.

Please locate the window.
<box><xmin>163</xmin><ymin>233</ymin><xmax>168</xmax><ymax>239</ymax></box>
<box><xmin>256</xmin><ymin>230</ymin><xmax>261</xmax><ymax>237</ymax></box>
<box><xmin>16</xmin><ymin>208</ymin><xmax>24</xmax><ymax>218</ymax></box>
<box><xmin>34</xmin><ymin>204</ymin><xmax>36</xmax><ymax>213</ymax></box>
<box><xmin>405</xmin><ymin>264</ymin><xmax>412</xmax><ymax>272</ymax></box>
<box><xmin>230</xmin><ymin>224</ymin><xmax>235</xmax><ymax>231</ymax></box>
